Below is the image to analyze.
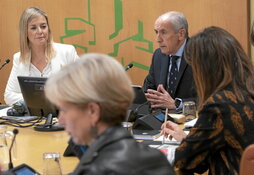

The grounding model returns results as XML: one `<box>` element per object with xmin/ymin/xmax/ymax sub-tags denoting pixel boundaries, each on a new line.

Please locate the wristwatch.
<box><xmin>175</xmin><ymin>98</ymin><xmax>183</xmax><ymax>110</ymax></box>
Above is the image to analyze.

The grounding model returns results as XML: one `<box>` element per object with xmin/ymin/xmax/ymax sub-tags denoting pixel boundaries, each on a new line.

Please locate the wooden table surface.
<box><xmin>6</xmin><ymin>125</ymin><xmax>78</xmax><ymax>175</ymax></box>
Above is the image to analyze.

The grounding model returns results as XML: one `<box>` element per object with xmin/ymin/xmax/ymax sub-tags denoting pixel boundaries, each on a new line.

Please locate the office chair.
<box><xmin>239</xmin><ymin>144</ymin><xmax>254</xmax><ymax>175</ymax></box>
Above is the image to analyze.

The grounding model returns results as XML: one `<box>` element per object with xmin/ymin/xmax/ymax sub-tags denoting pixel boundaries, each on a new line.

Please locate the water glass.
<box><xmin>183</xmin><ymin>101</ymin><xmax>196</xmax><ymax>121</ymax></box>
<box><xmin>0</xmin><ymin>125</ymin><xmax>17</xmax><ymax>170</ymax></box>
<box><xmin>0</xmin><ymin>135</ymin><xmax>9</xmax><ymax>171</ymax></box>
<box><xmin>43</xmin><ymin>152</ymin><xmax>62</xmax><ymax>175</ymax></box>
<box><xmin>121</xmin><ymin>122</ymin><xmax>133</xmax><ymax>135</ymax></box>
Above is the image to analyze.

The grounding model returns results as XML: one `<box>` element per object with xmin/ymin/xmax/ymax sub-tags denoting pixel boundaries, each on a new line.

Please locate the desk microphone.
<box><xmin>133</xmin><ymin>101</ymin><xmax>149</xmax><ymax>115</ymax></box>
<box><xmin>8</xmin><ymin>129</ymin><xmax>19</xmax><ymax>170</ymax></box>
<box><xmin>0</xmin><ymin>59</ymin><xmax>10</xmax><ymax>71</ymax></box>
<box><xmin>127</xmin><ymin>101</ymin><xmax>150</xmax><ymax>122</ymax></box>
<box><xmin>125</xmin><ymin>63</ymin><xmax>133</xmax><ymax>71</ymax></box>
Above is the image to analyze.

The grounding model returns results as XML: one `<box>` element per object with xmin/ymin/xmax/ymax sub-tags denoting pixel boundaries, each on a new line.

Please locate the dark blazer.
<box><xmin>143</xmin><ymin>48</ymin><xmax>196</xmax><ymax>100</ymax></box>
<box><xmin>174</xmin><ymin>87</ymin><xmax>254</xmax><ymax>174</ymax></box>
<box><xmin>71</xmin><ymin>126</ymin><xmax>175</xmax><ymax>175</ymax></box>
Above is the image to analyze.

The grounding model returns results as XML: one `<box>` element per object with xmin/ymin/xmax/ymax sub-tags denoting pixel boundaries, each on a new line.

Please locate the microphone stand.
<box><xmin>0</xmin><ymin>59</ymin><xmax>10</xmax><ymax>106</ymax></box>
<box><xmin>128</xmin><ymin>101</ymin><xmax>149</xmax><ymax>122</ymax></box>
<box><xmin>8</xmin><ymin>129</ymin><xmax>19</xmax><ymax>170</ymax></box>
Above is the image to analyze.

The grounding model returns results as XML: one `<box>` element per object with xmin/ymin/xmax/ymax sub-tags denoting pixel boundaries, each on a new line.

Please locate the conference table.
<box><xmin>0</xmin><ymin>106</ymin><xmax>201</xmax><ymax>175</ymax></box>
<box><xmin>0</xmin><ymin>107</ymin><xmax>78</xmax><ymax>175</ymax></box>
<box><xmin>12</xmin><ymin>126</ymin><xmax>78</xmax><ymax>175</ymax></box>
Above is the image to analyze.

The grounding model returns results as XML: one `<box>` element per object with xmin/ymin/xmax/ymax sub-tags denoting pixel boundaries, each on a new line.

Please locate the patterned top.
<box><xmin>174</xmin><ymin>87</ymin><xmax>254</xmax><ymax>175</ymax></box>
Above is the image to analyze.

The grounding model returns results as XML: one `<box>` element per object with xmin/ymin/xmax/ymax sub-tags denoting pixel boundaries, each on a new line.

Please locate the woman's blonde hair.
<box><xmin>19</xmin><ymin>7</ymin><xmax>55</xmax><ymax>63</ymax></box>
<box><xmin>45</xmin><ymin>53</ymin><xmax>134</xmax><ymax>125</ymax></box>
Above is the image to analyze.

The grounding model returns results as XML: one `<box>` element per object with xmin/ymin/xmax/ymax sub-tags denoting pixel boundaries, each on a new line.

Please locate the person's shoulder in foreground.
<box><xmin>44</xmin><ymin>53</ymin><xmax>175</xmax><ymax>175</ymax></box>
<box><xmin>72</xmin><ymin>126</ymin><xmax>175</xmax><ymax>175</ymax></box>
<box><xmin>172</xmin><ymin>26</ymin><xmax>254</xmax><ymax>175</ymax></box>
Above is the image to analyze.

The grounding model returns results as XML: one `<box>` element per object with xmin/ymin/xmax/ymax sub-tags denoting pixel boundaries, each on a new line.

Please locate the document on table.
<box><xmin>148</xmin><ymin>144</ymin><xmax>178</xmax><ymax>164</ymax></box>
<box><xmin>153</xmin><ymin>135</ymin><xmax>180</xmax><ymax>145</ymax></box>
<box><xmin>153</xmin><ymin>130</ymin><xmax>189</xmax><ymax>144</ymax></box>
<box><xmin>184</xmin><ymin>118</ymin><xmax>198</xmax><ymax>128</ymax></box>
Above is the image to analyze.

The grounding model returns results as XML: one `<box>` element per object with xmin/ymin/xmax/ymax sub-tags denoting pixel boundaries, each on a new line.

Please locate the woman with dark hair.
<box><xmin>161</xmin><ymin>26</ymin><xmax>254</xmax><ymax>174</ymax></box>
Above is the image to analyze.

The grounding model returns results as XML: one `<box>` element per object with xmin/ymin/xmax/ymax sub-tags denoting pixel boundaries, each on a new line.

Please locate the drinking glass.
<box><xmin>0</xmin><ymin>125</ymin><xmax>17</xmax><ymax>171</ymax></box>
<box><xmin>43</xmin><ymin>152</ymin><xmax>62</xmax><ymax>175</ymax></box>
<box><xmin>121</xmin><ymin>122</ymin><xmax>133</xmax><ymax>134</ymax></box>
<box><xmin>0</xmin><ymin>133</ymin><xmax>9</xmax><ymax>170</ymax></box>
<box><xmin>183</xmin><ymin>101</ymin><xmax>196</xmax><ymax>121</ymax></box>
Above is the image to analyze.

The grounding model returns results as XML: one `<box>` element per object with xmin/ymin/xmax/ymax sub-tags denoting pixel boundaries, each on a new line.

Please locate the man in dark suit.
<box><xmin>143</xmin><ymin>11</ymin><xmax>196</xmax><ymax>110</ymax></box>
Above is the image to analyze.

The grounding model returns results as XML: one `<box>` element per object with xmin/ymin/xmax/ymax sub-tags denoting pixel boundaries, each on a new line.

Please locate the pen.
<box><xmin>162</xmin><ymin>108</ymin><xmax>168</xmax><ymax>144</ymax></box>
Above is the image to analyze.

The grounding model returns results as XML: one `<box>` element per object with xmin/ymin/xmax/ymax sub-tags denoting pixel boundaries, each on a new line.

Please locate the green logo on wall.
<box><xmin>60</xmin><ymin>0</ymin><xmax>152</xmax><ymax>71</ymax></box>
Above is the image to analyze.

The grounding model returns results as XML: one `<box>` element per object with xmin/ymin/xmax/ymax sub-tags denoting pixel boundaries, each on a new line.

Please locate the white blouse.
<box><xmin>4</xmin><ymin>43</ymin><xmax>79</xmax><ymax>105</ymax></box>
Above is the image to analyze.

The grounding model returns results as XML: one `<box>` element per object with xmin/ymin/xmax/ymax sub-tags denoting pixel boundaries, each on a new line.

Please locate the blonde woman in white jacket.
<box><xmin>4</xmin><ymin>7</ymin><xmax>79</xmax><ymax>105</ymax></box>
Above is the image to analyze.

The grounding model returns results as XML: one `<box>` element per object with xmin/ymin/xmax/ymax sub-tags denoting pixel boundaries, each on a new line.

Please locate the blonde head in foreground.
<box><xmin>45</xmin><ymin>53</ymin><xmax>134</xmax><ymax>145</ymax></box>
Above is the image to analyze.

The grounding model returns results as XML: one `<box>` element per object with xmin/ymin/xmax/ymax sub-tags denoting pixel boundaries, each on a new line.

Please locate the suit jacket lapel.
<box><xmin>159</xmin><ymin>54</ymin><xmax>170</xmax><ymax>89</ymax></box>
<box><xmin>174</xmin><ymin>56</ymin><xmax>187</xmax><ymax>91</ymax></box>
<box><xmin>173</xmin><ymin>38</ymin><xmax>190</xmax><ymax>95</ymax></box>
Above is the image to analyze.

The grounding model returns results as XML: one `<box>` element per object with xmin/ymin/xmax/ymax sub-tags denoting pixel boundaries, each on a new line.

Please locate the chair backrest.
<box><xmin>239</xmin><ymin>144</ymin><xmax>254</xmax><ymax>175</ymax></box>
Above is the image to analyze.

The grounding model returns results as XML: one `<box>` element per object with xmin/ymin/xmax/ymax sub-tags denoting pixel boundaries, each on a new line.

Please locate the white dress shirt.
<box><xmin>4</xmin><ymin>43</ymin><xmax>79</xmax><ymax>105</ymax></box>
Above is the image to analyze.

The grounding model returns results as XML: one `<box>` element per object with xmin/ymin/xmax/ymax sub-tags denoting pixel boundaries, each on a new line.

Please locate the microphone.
<box><xmin>133</xmin><ymin>101</ymin><xmax>149</xmax><ymax>116</ymax></box>
<box><xmin>128</xmin><ymin>101</ymin><xmax>150</xmax><ymax>122</ymax></box>
<box><xmin>0</xmin><ymin>59</ymin><xmax>10</xmax><ymax>71</ymax></box>
<box><xmin>125</xmin><ymin>63</ymin><xmax>133</xmax><ymax>71</ymax></box>
<box><xmin>8</xmin><ymin>129</ymin><xmax>19</xmax><ymax>170</ymax></box>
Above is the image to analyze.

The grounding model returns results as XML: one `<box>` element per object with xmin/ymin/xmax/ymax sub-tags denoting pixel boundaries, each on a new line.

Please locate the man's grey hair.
<box><xmin>161</xmin><ymin>11</ymin><xmax>189</xmax><ymax>37</ymax></box>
